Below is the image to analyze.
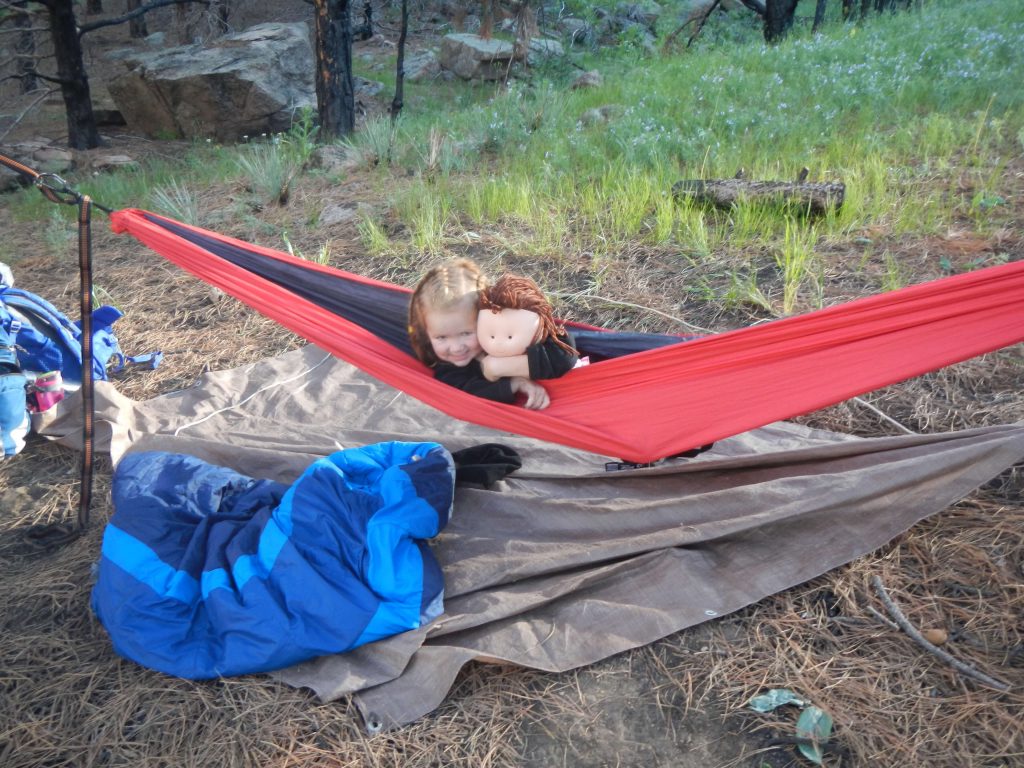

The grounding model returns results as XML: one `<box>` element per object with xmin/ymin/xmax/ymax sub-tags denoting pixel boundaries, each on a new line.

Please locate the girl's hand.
<box><xmin>511</xmin><ymin>377</ymin><xmax>550</xmax><ymax>410</ymax></box>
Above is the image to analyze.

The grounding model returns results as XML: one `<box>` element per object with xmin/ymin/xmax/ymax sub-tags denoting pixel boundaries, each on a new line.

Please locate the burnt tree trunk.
<box><xmin>354</xmin><ymin>0</ymin><xmax>374</xmax><ymax>40</ymax></box>
<box><xmin>127</xmin><ymin>0</ymin><xmax>148</xmax><ymax>38</ymax></box>
<box><xmin>314</xmin><ymin>0</ymin><xmax>355</xmax><ymax>139</ymax></box>
<box><xmin>672</xmin><ymin>178</ymin><xmax>845</xmax><ymax>215</ymax></box>
<box><xmin>812</xmin><ymin>0</ymin><xmax>827</xmax><ymax>31</ymax></box>
<box><xmin>390</xmin><ymin>0</ymin><xmax>409</xmax><ymax>122</ymax></box>
<box><xmin>215</xmin><ymin>0</ymin><xmax>232</xmax><ymax>33</ymax></box>
<box><xmin>45</xmin><ymin>0</ymin><xmax>100</xmax><ymax>149</ymax></box>
<box><xmin>764</xmin><ymin>0</ymin><xmax>800</xmax><ymax>42</ymax></box>
<box><xmin>14</xmin><ymin>2</ymin><xmax>38</xmax><ymax>94</ymax></box>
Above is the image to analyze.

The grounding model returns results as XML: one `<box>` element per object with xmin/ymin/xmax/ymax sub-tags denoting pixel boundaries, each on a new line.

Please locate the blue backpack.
<box><xmin>0</xmin><ymin>284</ymin><xmax>161</xmax><ymax>457</ymax></box>
<box><xmin>0</xmin><ymin>296</ymin><xmax>29</xmax><ymax>457</ymax></box>
<box><xmin>0</xmin><ymin>286</ymin><xmax>154</xmax><ymax>384</ymax></box>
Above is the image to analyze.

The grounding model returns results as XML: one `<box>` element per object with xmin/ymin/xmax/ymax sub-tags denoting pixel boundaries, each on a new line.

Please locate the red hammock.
<box><xmin>111</xmin><ymin>209</ymin><xmax>1024</xmax><ymax>463</ymax></box>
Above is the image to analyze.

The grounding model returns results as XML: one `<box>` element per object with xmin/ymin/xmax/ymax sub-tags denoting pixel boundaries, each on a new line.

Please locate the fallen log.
<box><xmin>672</xmin><ymin>175</ymin><xmax>845</xmax><ymax>214</ymax></box>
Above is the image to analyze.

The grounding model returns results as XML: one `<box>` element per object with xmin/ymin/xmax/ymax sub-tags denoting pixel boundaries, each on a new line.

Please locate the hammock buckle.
<box><xmin>605</xmin><ymin>460</ymin><xmax>657</xmax><ymax>472</ymax></box>
<box><xmin>34</xmin><ymin>172</ymin><xmax>82</xmax><ymax>205</ymax></box>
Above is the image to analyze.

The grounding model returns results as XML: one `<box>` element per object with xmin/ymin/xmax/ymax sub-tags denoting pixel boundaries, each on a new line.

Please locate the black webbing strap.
<box><xmin>2</xmin><ymin>153</ymin><xmax>102</xmax><ymax>550</ymax></box>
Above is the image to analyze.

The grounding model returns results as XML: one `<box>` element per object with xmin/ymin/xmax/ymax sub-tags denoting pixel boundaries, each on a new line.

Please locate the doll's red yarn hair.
<box><xmin>479</xmin><ymin>274</ymin><xmax>575</xmax><ymax>355</ymax></box>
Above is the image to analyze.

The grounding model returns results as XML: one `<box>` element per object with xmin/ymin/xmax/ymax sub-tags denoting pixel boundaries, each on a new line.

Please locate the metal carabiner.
<box><xmin>33</xmin><ymin>172</ymin><xmax>82</xmax><ymax>205</ymax></box>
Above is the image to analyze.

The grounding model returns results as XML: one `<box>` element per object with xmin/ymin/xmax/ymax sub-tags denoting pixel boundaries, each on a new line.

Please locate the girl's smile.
<box><xmin>425</xmin><ymin>306</ymin><xmax>482</xmax><ymax>366</ymax></box>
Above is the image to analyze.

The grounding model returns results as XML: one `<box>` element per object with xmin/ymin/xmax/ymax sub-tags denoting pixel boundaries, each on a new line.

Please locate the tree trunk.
<box><xmin>764</xmin><ymin>0</ymin><xmax>800</xmax><ymax>42</ymax></box>
<box><xmin>47</xmin><ymin>0</ymin><xmax>101</xmax><ymax>149</ymax></box>
<box><xmin>390</xmin><ymin>0</ymin><xmax>409</xmax><ymax>122</ymax></box>
<box><xmin>812</xmin><ymin>0</ymin><xmax>827</xmax><ymax>31</ymax></box>
<box><xmin>354</xmin><ymin>0</ymin><xmax>374</xmax><ymax>40</ymax></box>
<box><xmin>480</xmin><ymin>0</ymin><xmax>494</xmax><ymax>39</ymax></box>
<box><xmin>672</xmin><ymin>177</ymin><xmax>845</xmax><ymax>215</ymax></box>
<box><xmin>175</xmin><ymin>4</ymin><xmax>193</xmax><ymax>44</ymax></box>
<box><xmin>215</xmin><ymin>0</ymin><xmax>232</xmax><ymax>33</ymax></box>
<box><xmin>86</xmin><ymin>0</ymin><xmax>103</xmax><ymax>13</ymax></box>
<box><xmin>14</xmin><ymin>2</ymin><xmax>38</xmax><ymax>94</ymax></box>
<box><xmin>841</xmin><ymin>0</ymin><xmax>854</xmax><ymax>19</ymax></box>
<box><xmin>127</xmin><ymin>0</ymin><xmax>149</xmax><ymax>38</ymax></box>
<box><xmin>860</xmin><ymin>0</ymin><xmax>871</xmax><ymax>18</ymax></box>
<box><xmin>314</xmin><ymin>0</ymin><xmax>355</xmax><ymax>139</ymax></box>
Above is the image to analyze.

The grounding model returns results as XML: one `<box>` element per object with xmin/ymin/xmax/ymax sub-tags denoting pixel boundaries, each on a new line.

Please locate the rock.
<box><xmin>559</xmin><ymin>18</ymin><xmax>596</xmax><ymax>46</ymax></box>
<box><xmin>527</xmin><ymin>37</ymin><xmax>564</xmax><ymax>65</ymax></box>
<box><xmin>89</xmin><ymin>154</ymin><xmax>139</xmax><ymax>173</ymax></box>
<box><xmin>91</xmin><ymin>86</ymin><xmax>126</xmax><ymax>127</ymax></box>
<box><xmin>31</xmin><ymin>147</ymin><xmax>75</xmax><ymax>174</ymax></box>
<box><xmin>404</xmin><ymin>50</ymin><xmax>441</xmax><ymax>82</ymax></box>
<box><xmin>571</xmin><ymin>69</ymin><xmax>603</xmax><ymax>89</ymax></box>
<box><xmin>319</xmin><ymin>201</ymin><xmax>375</xmax><ymax>226</ymax></box>
<box><xmin>578</xmin><ymin>105</ymin><xmax>619</xmax><ymax>127</ymax></box>
<box><xmin>311</xmin><ymin>145</ymin><xmax>367</xmax><ymax>175</ymax></box>
<box><xmin>0</xmin><ymin>139</ymin><xmax>68</xmax><ymax>190</ymax></box>
<box><xmin>319</xmin><ymin>203</ymin><xmax>359</xmax><ymax>227</ymax></box>
<box><xmin>356</xmin><ymin>78</ymin><xmax>385</xmax><ymax>99</ymax></box>
<box><xmin>578</xmin><ymin>108</ymin><xmax>606</xmax><ymax>127</ymax></box>
<box><xmin>615</xmin><ymin>0</ymin><xmax>663</xmax><ymax>32</ymax></box>
<box><xmin>360</xmin><ymin>33</ymin><xmax>397</xmax><ymax>50</ymax></box>
<box><xmin>107</xmin><ymin>22</ymin><xmax>316</xmax><ymax>142</ymax></box>
<box><xmin>438</xmin><ymin>33</ymin><xmax>516</xmax><ymax>80</ymax></box>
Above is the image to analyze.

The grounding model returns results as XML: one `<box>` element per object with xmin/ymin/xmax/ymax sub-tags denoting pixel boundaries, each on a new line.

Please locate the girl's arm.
<box><xmin>479</xmin><ymin>353</ymin><xmax>530</xmax><ymax>381</ymax></box>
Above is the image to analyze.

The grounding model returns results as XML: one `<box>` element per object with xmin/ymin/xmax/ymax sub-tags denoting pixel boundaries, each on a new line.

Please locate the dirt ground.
<box><xmin>1</xmin><ymin>4</ymin><xmax>1022</xmax><ymax>768</ymax></box>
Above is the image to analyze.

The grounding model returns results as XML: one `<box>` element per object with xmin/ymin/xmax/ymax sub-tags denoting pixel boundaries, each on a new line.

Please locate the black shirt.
<box><xmin>433</xmin><ymin>358</ymin><xmax>516</xmax><ymax>403</ymax></box>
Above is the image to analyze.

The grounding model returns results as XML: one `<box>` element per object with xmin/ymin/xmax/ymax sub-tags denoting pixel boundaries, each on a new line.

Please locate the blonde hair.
<box><xmin>408</xmin><ymin>258</ymin><xmax>488</xmax><ymax>365</ymax></box>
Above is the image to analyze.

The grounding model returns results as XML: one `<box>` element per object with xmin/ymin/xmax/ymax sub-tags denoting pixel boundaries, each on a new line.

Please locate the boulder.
<box><xmin>438</xmin><ymin>33</ymin><xmax>516</xmax><ymax>80</ymax></box>
<box><xmin>107</xmin><ymin>23</ymin><xmax>316</xmax><ymax>142</ymax></box>
<box><xmin>559</xmin><ymin>18</ymin><xmax>596</xmax><ymax>46</ymax></box>
<box><xmin>311</xmin><ymin>145</ymin><xmax>367</xmax><ymax>175</ymax></box>
<box><xmin>527</xmin><ymin>37</ymin><xmax>564</xmax><ymax>65</ymax></box>
<box><xmin>31</xmin><ymin>145</ymin><xmax>75</xmax><ymax>175</ymax></box>
<box><xmin>91</xmin><ymin>86</ymin><xmax>126</xmax><ymax>127</ymax></box>
<box><xmin>571</xmin><ymin>69</ymin><xmax>604</xmax><ymax>89</ymax></box>
<box><xmin>615</xmin><ymin>0</ymin><xmax>664</xmax><ymax>32</ymax></box>
<box><xmin>404</xmin><ymin>50</ymin><xmax>442</xmax><ymax>82</ymax></box>
<box><xmin>89</xmin><ymin>154</ymin><xmax>139</xmax><ymax>173</ymax></box>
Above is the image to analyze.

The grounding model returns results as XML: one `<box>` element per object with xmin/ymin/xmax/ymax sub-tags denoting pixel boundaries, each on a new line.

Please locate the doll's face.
<box><xmin>478</xmin><ymin>308</ymin><xmax>540</xmax><ymax>357</ymax></box>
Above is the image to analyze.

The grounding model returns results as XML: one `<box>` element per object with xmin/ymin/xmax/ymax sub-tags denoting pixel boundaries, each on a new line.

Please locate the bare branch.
<box><xmin>735</xmin><ymin>0</ymin><xmax>766</xmax><ymax>15</ymax></box>
<box><xmin>0</xmin><ymin>87</ymin><xmax>54</xmax><ymax>142</ymax></box>
<box><xmin>870</xmin><ymin>576</ymin><xmax>1011</xmax><ymax>692</ymax></box>
<box><xmin>0</xmin><ymin>24</ymin><xmax>50</xmax><ymax>35</ymax></box>
<box><xmin>77</xmin><ymin>0</ymin><xmax>209</xmax><ymax>37</ymax></box>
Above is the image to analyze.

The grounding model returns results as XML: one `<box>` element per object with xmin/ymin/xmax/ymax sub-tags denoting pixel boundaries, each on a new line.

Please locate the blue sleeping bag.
<box><xmin>92</xmin><ymin>441</ymin><xmax>454</xmax><ymax>679</ymax></box>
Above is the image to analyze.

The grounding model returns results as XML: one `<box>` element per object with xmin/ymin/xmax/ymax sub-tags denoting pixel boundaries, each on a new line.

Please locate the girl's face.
<box><xmin>424</xmin><ymin>303</ymin><xmax>482</xmax><ymax>366</ymax></box>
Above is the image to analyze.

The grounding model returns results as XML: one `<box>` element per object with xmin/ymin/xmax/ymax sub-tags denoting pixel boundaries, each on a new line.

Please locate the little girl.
<box><xmin>408</xmin><ymin>259</ymin><xmax>550</xmax><ymax>410</ymax></box>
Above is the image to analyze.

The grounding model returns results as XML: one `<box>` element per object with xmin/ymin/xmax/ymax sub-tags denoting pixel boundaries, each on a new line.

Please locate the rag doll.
<box><xmin>477</xmin><ymin>274</ymin><xmax>579</xmax><ymax>382</ymax></box>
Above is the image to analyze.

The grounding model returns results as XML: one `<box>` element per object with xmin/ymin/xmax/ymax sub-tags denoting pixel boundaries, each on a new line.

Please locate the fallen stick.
<box><xmin>869</xmin><ymin>575</ymin><xmax>1011</xmax><ymax>692</ymax></box>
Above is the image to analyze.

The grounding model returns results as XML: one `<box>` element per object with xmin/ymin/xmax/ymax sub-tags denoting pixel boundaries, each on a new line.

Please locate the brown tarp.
<box><xmin>37</xmin><ymin>345</ymin><xmax>1024</xmax><ymax>729</ymax></box>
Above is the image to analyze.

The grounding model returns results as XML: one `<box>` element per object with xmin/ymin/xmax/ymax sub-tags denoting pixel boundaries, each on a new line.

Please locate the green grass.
<box><xmin>338</xmin><ymin>0</ymin><xmax>1018</xmax><ymax>308</ymax></box>
<box><xmin>6</xmin><ymin>0</ymin><xmax>1021</xmax><ymax>318</ymax></box>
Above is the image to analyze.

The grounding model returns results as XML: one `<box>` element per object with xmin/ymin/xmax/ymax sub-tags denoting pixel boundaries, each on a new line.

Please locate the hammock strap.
<box><xmin>1</xmin><ymin>153</ymin><xmax>98</xmax><ymax>550</ymax></box>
